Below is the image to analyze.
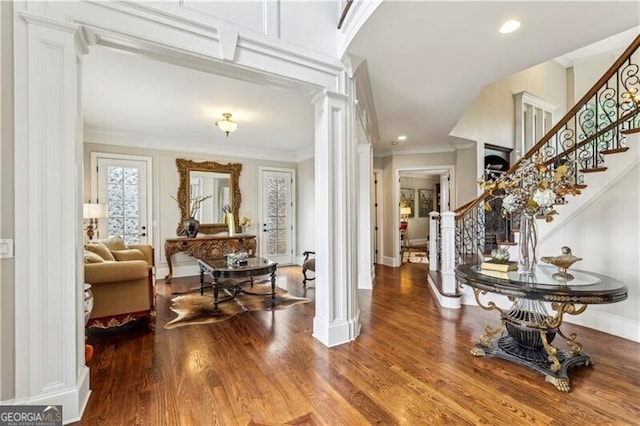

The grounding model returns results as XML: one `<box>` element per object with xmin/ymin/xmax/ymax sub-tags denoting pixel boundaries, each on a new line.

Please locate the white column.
<box><xmin>13</xmin><ymin>11</ymin><xmax>88</xmax><ymax>422</ymax></box>
<box><xmin>357</xmin><ymin>142</ymin><xmax>374</xmax><ymax>289</ymax></box>
<box><xmin>429</xmin><ymin>212</ymin><xmax>439</xmax><ymax>271</ymax></box>
<box><xmin>311</xmin><ymin>90</ymin><xmax>361</xmax><ymax>347</ymax></box>
<box><xmin>440</xmin><ymin>211</ymin><xmax>457</xmax><ymax>295</ymax></box>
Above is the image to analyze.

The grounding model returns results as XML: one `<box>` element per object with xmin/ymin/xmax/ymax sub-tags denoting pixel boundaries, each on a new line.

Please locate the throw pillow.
<box><xmin>101</xmin><ymin>236</ymin><xmax>128</xmax><ymax>251</ymax></box>
<box><xmin>84</xmin><ymin>250</ymin><xmax>105</xmax><ymax>264</ymax></box>
<box><xmin>112</xmin><ymin>249</ymin><xmax>146</xmax><ymax>262</ymax></box>
<box><xmin>85</xmin><ymin>241</ymin><xmax>115</xmax><ymax>261</ymax></box>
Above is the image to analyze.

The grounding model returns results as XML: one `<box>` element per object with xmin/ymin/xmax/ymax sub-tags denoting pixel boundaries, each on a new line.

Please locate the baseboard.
<box><xmin>563</xmin><ymin>310</ymin><xmax>640</xmax><ymax>343</ymax></box>
<box><xmin>5</xmin><ymin>366</ymin><xmax>91</xmax><ymax>425</ymax></box>
<box><xmin>312</xmin><ymin>313</ymin><xmax>361</xmax><ymax>347</ymax></box>
<box><xmin>427</xmin><ymin>274</ymin><xmax>461</xmax><ymax>309</ymax></box>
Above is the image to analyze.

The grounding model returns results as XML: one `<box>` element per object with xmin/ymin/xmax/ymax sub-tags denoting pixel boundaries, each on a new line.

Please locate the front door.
<box><xmin>92</xmin><ymin>153</ymin><xmax>152</xmax><ymax>245</ymax></box>
<box><xmin>260</xmin><ymin>168</ymin><xmax>294</xmax><ymax>265</ymax></box>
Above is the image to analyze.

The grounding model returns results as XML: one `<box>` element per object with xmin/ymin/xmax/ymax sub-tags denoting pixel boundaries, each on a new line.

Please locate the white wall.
<box><xmin>450</xmin><ymin>60</ymin><xmax>568</xmax><ymax>150</ymax></box>
<box><xmin>541</xmin><ymin>161</ymin><xmax>640</xmax><ymax>342</ymax></box>
<box><xmin>84</xmin><ymin>142</ymin><xmax>297</xmax><ymax>278</ymax></box>
<box><xmin>296</xmin><ymin>157</ymin><xmax>315</xmax><ymax>263</ymax></box>
<box><xmin>454</xmin><ymin>145</ymin><xmax>478</xmax><ymax>208</ymax></box>
<box><xmin>571</xmin><ymin>49</ymin><xmax>623</xmax><ymax>104</ymax></box>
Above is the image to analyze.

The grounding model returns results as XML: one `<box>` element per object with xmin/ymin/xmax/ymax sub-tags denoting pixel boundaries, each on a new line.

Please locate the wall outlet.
<box><xmin>0</xmin><ymin>239</ymin><xmax>14</xmax><ymax>259</ymax></box>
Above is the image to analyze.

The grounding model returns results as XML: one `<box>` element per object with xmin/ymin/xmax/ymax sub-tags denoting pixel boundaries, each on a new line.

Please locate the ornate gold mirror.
<box><xmin>175</xmin><ymin>158</ymin><xmax>242</xmax><ymax>235</ymax></box>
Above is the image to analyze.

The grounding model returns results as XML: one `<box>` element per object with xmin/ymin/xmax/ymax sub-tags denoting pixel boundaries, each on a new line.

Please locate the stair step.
<box><xmin>602</xmin><ymin>147</ymin><xmax>630</xmax><ymax>155</ymax></box>
<box><xmin>580</xmin><ymin>167</ymin><xmax>608</xmax><ymax>173</ymax></box>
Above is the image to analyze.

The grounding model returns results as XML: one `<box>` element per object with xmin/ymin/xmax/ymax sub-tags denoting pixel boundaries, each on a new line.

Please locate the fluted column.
<box><xmin>311</xmin><ymin>90</ymin><xmax>361</xmax><ymax>347</ymax></box>
<box><xmin>440</xmin><ymin>211</ymin><xmax>457</xmax><ymax>294</ymax></box>
<box><xmin>12</xmin><ymin>10</ymin><xmax>88</xmax><ymax>422</ymax></box>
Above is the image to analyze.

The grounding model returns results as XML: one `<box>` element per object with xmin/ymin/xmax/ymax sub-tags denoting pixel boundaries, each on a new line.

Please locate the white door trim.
<box><xmin>395</xmin><ymin>165</ymin><xmax>455</xmax><ymax>267</ymax></box>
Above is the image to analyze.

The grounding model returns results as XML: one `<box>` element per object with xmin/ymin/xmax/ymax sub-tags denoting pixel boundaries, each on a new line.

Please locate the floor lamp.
<box><xmin>83</xmin><ymin>203</ymin><xmax>107</xmax><ymax>240</ymax></box>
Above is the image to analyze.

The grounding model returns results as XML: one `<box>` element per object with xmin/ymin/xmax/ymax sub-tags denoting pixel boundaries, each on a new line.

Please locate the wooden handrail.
<box><xmin>506</xmin><ymin>34</ymin><xmax>640</xmax><ymax>176</ymax></box>
<box><xmin>337</xmin><ymin>0</ymin><xmax>353</xmax><ymax>29</ymax></box>
<box><xmin>457</xmin><ymin>34</ymin><xmax>640</xmax><ymax>219</ymax></box>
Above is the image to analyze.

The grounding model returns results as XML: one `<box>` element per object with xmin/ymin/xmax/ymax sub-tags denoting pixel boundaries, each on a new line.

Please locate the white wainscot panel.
<box><xmin>181</xmin><ymin>0</ymin><xmax>268</xmax><ymax>35</ymax></box>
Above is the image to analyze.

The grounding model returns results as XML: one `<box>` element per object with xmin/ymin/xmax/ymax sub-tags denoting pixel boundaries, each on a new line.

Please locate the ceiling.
<box><xmin>82</xmin><ymin>1</ymin><xmax>640</xmax><ymax>160</ymax></box>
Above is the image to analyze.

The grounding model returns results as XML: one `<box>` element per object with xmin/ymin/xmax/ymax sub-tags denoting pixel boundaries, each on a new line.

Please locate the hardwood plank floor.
<box><xmin>76</xmin><ymin>263</ymin><xmax>640</xmax><ymax>425</ymax></box>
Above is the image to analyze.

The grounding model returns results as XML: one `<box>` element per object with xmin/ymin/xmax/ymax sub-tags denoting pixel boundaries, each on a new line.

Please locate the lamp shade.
<box><xmin>215</xmin><ymin>113</ymin><xmax>239</xmax><ymax>136</ymax></box>
<box><xmin>400</xmin><ymin>207</ymin><xmax>412</xmax><ymax>216</ymax></box>
<box><xmin>83</xmin><ymin>203</ymin><xmax>108</xmax><ymax>219</ymax></box>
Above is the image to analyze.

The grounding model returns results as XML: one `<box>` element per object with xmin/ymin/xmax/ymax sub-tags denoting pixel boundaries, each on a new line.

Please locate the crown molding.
<box><xmin>84</xmin><ymin>126</ymin><xmax>302</xmax><ymax>163</ymax></box>
<box><xmin>373</xmin><ymin>144</ymin><xmax>455</xmax><ymax>158</ymax></box>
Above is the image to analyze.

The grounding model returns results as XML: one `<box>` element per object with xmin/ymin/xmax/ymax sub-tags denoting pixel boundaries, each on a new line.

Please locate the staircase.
<box><xmin>427</xmin><ymin>34</ymin><xmax>640</xmax><ymax>341</ymax></box>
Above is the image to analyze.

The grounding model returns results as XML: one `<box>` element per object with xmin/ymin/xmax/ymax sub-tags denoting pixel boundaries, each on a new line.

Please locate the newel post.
<box><xmin>440</xmin><ymin>211</ymin><xmax>457</xmax><ymax>295</ymax></box>
<box><xmin>429</xmin><ymin>212</ymin><xmax>440</xmax><ymax>271</ymax></box>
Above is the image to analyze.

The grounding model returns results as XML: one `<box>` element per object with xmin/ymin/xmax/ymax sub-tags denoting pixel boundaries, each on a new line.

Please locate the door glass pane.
<box><xmin>265</xmin><ymin>176</ymin><xmax>288</xmax><ymax>256</ymax></box>
<box><xmin>107</xmin><ymin>166</ymin><xmax>141</xmax><ymax>245</ymax></box>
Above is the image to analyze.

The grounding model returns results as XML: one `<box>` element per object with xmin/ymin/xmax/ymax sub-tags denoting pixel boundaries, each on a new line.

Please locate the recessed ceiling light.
<box><xmin>391</xmin><ymin>141</ymin><xmax>399</xmax><ymax>145</ymax></box>
<box><xmin>499</xmin><ymin>19</ymin><xmax>521</xmax><ymax>34</ymax></box>
<box><xmin>397</xmin><ymin>135</ymin><xmax>407</xmax><ymax>141</ymax></box>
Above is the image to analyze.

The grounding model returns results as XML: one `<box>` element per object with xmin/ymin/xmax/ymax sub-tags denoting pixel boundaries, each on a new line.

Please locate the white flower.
<box><xmin>533</xmin><ymin>188</ymin><xmax>556</xmax><ymax>208</ymax></box>
<box><xmin>502</xmin><ymin>194</ymin><xmax>519</xmax><ymax>213</ymax></box>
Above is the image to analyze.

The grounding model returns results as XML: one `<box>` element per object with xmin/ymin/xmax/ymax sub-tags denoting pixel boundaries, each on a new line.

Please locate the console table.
<box><xmin>455</xmin><ymin>263</ymin><xmax>627</xmax><ymax>392</ymax></box>
<box><xmin>164</xmin><ymin>234</ymin><xmax>256</xmax><ymax>282</ymax></box>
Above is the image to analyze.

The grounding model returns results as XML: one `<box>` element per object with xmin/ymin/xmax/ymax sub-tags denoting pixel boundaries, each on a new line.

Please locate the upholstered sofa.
<box><xmin>84</xmin><ymin>237</ymin><xmax>155</xmax><ymax>330</ymax></box>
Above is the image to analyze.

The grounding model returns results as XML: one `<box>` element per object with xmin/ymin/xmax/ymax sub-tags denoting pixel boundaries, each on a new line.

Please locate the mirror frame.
<box><xmin>175</xmin><ymin>158</ymin><xmax>242</xmax><ymax>235</ymax></box>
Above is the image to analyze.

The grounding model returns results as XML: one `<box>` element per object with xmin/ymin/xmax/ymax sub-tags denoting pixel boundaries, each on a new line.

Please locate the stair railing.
<box><xmin>454</xmin><ymin>34</ymin><xmax>640</xmax><ymax>266</ymax></box>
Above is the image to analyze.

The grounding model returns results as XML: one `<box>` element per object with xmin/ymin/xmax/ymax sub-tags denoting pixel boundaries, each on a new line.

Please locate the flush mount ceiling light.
<box><xmin>499</xmin><ymin>19</ymin><xmax>521</xmax><ymax>34</ymax></box>
<box><xmin>215</xmin><ymin>113</ymin><xmax>239</xmax><ymax>137</ymax></box>
<box><xmin>397</xmin><ymin>135</ymin><xmax>407</xmax><ymax>141</ymax></box>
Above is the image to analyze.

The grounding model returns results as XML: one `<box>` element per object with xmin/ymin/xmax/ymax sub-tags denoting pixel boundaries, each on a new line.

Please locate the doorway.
<box><xmin>91</xmin><ymin>153</ymin><xmax>153</xmax><ymax>245</ymax></box>
<box><xmin>259</xmin><ymin>167</ymin><xmax>295</xmax><ymax>265</ymax></box>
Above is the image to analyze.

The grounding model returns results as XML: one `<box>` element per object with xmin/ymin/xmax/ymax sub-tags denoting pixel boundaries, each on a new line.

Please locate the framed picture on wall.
<box><xmin>400</xmin><ymin>188</ymin><xmax>415</xmax><ymax>218</ymax></box>
<box><xmin>418</xmin><ymin>189</ymin><xmax>434</xmax><ymax>217</ymax></box>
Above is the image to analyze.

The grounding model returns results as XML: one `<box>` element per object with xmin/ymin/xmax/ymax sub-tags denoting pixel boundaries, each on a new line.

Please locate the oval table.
<box><xmin>455</xmin><ymin>263</ymin><xmax>628</xmax><ymax>392</ymax></box>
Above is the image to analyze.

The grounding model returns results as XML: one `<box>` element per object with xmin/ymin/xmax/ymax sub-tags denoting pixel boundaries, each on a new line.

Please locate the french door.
<box><xmin>91</xmin><ymin>153</ymin><xmax>152</xmax><ymax>245</ymax></box>
<box><xmin>260</xmin><ymin>168</ymin><xmax>295</xmax><ymax>265</ymax></box>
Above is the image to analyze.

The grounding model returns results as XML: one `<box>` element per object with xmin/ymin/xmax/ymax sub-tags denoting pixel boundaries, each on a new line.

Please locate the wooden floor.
<box><xmin>76</xmin><ymin>263</ymin><xmax>640</xmax><ymax>425</ymax></box>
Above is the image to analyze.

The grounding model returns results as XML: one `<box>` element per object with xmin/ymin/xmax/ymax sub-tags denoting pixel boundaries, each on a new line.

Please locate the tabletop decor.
<box><xmin>239</xmin><ymin>215</ymin><xmax>253</xmax><ymax>233</ymax></box>
<box><xmin>172</xmin><ymin>194</ymin><xmax>212</xmax><ymax>237</ymax></box>
<box><xmin>541</xmin><ymin>246</ymin><xmax>583</xmax><ymax>281</ymax></box>
<box><xmin>222</xmin><ymin>203</ymin><xmax>235</xmax><ymax>235</ymax></box>
<box><xmin>479</xmin><ymin>153</ymin><xmax>581</xmax><ymax>273</ymax></box>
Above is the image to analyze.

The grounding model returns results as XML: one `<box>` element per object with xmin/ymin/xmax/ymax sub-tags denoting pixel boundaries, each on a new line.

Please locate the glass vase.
<box><xmin>518</xmin><ymin>212</ymin><xmax>538</xmax><ymax>274</ymax></box>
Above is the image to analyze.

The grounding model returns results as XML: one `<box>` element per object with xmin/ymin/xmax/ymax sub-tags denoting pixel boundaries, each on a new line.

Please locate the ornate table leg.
<box><xmin>213</xmin><ymin>276</ymin><xmax>220</xmax><ymax>312</ymax></box>
<box><xmin>165</xmin><ymin>251</ymin><xmax>174</xmax><ymax>282</ymax></box>
<box><xmin>270</xmin><ymin>269</ymin><xmax>276</xmax><ymax>306</ymax></box>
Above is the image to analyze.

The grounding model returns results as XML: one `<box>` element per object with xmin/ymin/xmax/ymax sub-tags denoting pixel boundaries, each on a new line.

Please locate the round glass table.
<box><xmin>455</xmin><ymin>263</ymin><xmax>628</xmax><ymax>392</ymax></box>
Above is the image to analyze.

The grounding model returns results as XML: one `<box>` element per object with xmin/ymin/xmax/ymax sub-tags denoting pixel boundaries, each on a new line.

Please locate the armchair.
<box><xmin>84</xmin><ymin>237</ymin><xmax>155</xmax><ymax>330</ymax></box>
<box><xmin>302</xmin><ymin>251</ymin><xmax>316</xmax><ymax>287</ymax></box>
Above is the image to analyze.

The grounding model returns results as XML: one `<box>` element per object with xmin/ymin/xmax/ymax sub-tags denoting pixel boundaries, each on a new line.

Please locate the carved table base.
<box><xmin>471</xmin><ymin>289</ymin><xmax>592</xmax><ymax>392</ymax></box>
<box><xmin>472</xmin><ymin>333</ymin><xmax>592</xmax><ymax>392</ymax></box>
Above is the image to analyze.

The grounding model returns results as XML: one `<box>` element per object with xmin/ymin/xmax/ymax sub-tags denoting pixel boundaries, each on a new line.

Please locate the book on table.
<box><xmin>481</xmin><ymin>260</ymin><xmax>517</xmax><ymax>272</ymax></box>
<box><xmin>478</xmin><ymin>269</ymin><xmax>511</xmax><ymax>280</ymax></box>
